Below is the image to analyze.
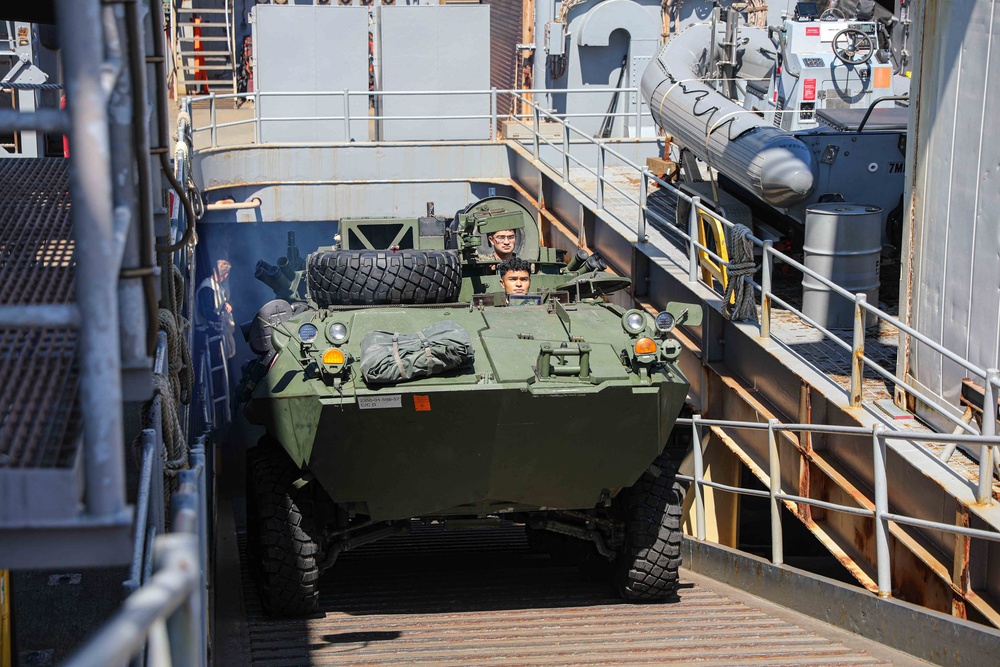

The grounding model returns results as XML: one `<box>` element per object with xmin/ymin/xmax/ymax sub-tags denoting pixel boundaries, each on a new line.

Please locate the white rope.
<box><xmin>723</xmin><ymin>224</ymin><xmax>759</xmax><ymax>323</ymax></box>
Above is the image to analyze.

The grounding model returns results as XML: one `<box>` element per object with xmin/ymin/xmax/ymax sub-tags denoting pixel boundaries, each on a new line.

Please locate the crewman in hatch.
<box><xmin>480</xmin><ymin>228</ymin><xmax>518</xmax><ymax>261</ymax></box>
<box><xmin>499</xmin><ymin>257</ymin><xmax>531</xmax><ymax>296</ymax></box>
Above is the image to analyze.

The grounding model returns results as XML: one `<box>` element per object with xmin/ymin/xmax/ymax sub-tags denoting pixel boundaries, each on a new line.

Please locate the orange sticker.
<box><xmin>414</xmin><ymin>395</ymin><xmax>432</xmax><ymax>411</ymax></box>
<box><xmin>873</xmin><ymin>67</ymin><xmax>891</xmax><ymax>89</ymax></box>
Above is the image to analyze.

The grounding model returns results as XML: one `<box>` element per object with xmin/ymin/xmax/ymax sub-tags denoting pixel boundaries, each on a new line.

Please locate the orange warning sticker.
<box><xmin>873</xmin><ymin>67</ymin><xmax>891</xmax><ymax>89</ymax></box>
<box><xmin>414</xmin><ymin>395</ymin><xmax>432</xmax><ymax>411</ymax></box>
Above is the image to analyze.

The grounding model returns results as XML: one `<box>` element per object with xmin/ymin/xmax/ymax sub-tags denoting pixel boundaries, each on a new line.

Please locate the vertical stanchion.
<box><xmin>979</xmin><ymin>369</ymin><xmax>998</xmax><ymax>504</ymax></box>
<box><xmin>691</xmin><ymin>416</ymin><xmax>706</xmax><ymax>541</ymax></box>
<box><xmin>872</xmin><ymin>425</ymin><xmax>892</xmax><ymax>597</ymax></box>
<box><xmin>209</xmin><ymin>93</ymin><xmax>217</xmax><ymax>148</ymax></box>
<box><xmin>158</xmin><ymin>534</ymin><xmax>203</xmax><ymax>667</ymax></box>
<box><xmin>634</xmin><ymin>90</ymin><xmax>642</xmax><ymax>138</ymax></box>
<box><xmin>688</xmin><ymin>196</ymin><xmax>701</xmax><ymax>283</ymax></box>
<box><xmin>532</xmin><ymin>104</ymin><xmax>540</xmax><ymax>159</ymax></box>
<box><xmin>254</xmin><ymin>91</ymin><xmax>261</xmax><ymax>144</ymax></box>
<box><xmin>489</xmin><ymin>87</ymin><xmax>497</xmax><ymax>140</ymax></box>
<box><xmin>562</xmin><ymin>129</ymin><xmax>570</xmax><ymax>184</ymax></box>
<box><xmin>637</xmin><ymin>169</ymin><xmax>648</xmax><ymax>242</ymax></box>
<box><xmin>761</xmin><ymin>240</ymin><xmax>773</xmax><ymax>339</ymax></box>
<box><xmin>342</xmin><ymin>89</ymin><xmax>351</xmax><ymax>140</ymax></box>
<box><xmin>767</xmin><ymin>419</ymin><xmax>783</xmax><ymax>564</ymax></box>
<box><xmin>851</xmin><ymin>293</ymin><xmax>867</xmax><ymax>407</ymax></box>
<box><xmin>596</xmin><ymin>143</ymin><xmax>605</xmax><ymax>211</ymax></box>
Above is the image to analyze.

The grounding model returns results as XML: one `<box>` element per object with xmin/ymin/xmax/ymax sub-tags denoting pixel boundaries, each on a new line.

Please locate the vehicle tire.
<box><xmin>307</xmin><ymin>249</ymin><xmax>461</xmax><ymax>307</ymax></box>
<box><xmin>612</xmin><ymin>453</ymin><xmax>684</xmax><ymax>601</ymax></box>
<box><xmin>245</xmin><ymin>442</ymin><xmax>322</xmax><ymax>616</ymax></box>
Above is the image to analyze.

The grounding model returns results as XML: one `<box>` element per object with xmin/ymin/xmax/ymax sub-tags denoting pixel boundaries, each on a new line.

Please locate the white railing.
<box><xmin>679</xmin><ymin>415</ymin><xmax>1000</xmax><ymax>597</ymax></box>
<box><xmin>183</xmin><ymin>86</ymin><xmax>648</xmax><ymax>147</ymax></box>
<box><xmin>185</xmin><ymin>86</ymin><xmax>999</xmax><ymax>501</ymax></box>
<box><xmin>503</xmin><ymin>90</ymin><xmax>998</xmax><ymax>502</ymax></box>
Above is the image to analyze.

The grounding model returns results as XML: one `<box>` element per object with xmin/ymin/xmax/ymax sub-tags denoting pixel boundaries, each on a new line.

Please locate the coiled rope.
<box><xmin>723</xmin><ymin>224</ymin><xmax>759</xmax><ymax>323</ymax></box>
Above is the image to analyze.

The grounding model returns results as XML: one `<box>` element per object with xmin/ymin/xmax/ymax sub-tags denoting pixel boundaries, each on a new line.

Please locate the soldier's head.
<box><xmin>498</xmin><ymin>257</ymin><xmax>531</xmax><ymax>295</ymax></box>
<box><xmin>214</xmin><ymin>259</ymin><xmax>232</xmax><ymax>282</ymax></box>
<box><xmin>487</xmin><ymin>228</ymin><xmax>517</xmax><ymax>261</ymax></box>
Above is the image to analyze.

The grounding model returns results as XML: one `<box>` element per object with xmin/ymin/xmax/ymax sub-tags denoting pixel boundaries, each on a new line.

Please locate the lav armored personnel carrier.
<box><xmin>238</xmin><ymin>196</ymin><xmax>699</xmax><ymax>615</ymax></box>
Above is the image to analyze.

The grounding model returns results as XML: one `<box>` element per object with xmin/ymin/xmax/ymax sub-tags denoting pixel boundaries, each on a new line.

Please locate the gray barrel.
<box><xmin>801</xmin><ymin>204</ymin><xmax>882</xmax><ymax>330</ymax></box>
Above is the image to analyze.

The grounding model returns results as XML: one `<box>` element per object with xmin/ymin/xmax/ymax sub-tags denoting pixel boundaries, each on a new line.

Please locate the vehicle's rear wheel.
<box><xmin>612</xmin><ymin>453</ymin><xmax>684</xmax><ymax>601</ymax></box>
<box><xmin>307</xmin><ymin>249</ymin><xmax>461</xmax><ymax>307</ymax></box>
<box><xmin>245</xmin><ymin>442</ymin><xmax>322</xmax><ymax>616</ymax></box>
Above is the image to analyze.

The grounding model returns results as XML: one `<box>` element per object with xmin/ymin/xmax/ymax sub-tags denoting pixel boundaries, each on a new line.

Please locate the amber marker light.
<box><xmin>634</xmin><ymin>338</ymin><xmax>657</xmax><ymax>355</ymax></box>
<box><xmin>323</xmin><ymin>348</ymin><xmax>345</xmax><ymax>365</ymax></box>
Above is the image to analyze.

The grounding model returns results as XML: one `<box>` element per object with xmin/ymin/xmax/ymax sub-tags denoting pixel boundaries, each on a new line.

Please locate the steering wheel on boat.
<box><xmin>832</xmin><ymin>28</ymin><xmax>874</xmax><ymax>65</ymax></box>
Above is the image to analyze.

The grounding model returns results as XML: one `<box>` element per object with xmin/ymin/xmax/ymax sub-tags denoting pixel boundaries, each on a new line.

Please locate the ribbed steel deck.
<box><xmin>230</xmin><ymin>523</ymin><xmax>925</xmax><ymax>666</ymax></box>
<box><xmin>0</xmin><ymin>158</ymin><xmax>81</xmax><ymax>470</ymax></box>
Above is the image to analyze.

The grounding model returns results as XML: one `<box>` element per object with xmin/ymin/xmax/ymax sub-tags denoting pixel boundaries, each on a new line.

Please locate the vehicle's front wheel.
<box><xmin>246</xmin><ymin>442</ymin><xmax>322</xmax><ymax>616</ymax></box>
<box><xmin>612</xmin><ymin>453</ymin><xmax>684</xmax><ymax>601</ymax></box>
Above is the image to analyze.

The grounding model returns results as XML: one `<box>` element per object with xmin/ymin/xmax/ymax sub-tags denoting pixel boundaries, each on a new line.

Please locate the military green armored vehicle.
<box><xmin>238</xmin><ymin>196</ymin><xmax>699</xmax><ymax>616</ymax></box>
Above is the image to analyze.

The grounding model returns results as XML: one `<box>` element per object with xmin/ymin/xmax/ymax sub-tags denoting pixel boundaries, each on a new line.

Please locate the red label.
<box><xmin>803</xmin><ymin>79</ymin><xmax>817</xmax><ymax>101</ymax></box>
<box><xmin>806</xmin><ymin>26</ymin><xmax>820</xmax><ymax>36</ymax></box>
<box><xmin>414</xmin><ymin>395</ymin><xmax>431</xmax><ymax>412</ymax></box>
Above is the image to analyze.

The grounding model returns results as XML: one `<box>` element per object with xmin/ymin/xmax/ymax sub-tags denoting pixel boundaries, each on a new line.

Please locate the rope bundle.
<box><xmin>723</xmin><ymin>224</ymin><xmax>759</xmax><ymax>323</ymax></box>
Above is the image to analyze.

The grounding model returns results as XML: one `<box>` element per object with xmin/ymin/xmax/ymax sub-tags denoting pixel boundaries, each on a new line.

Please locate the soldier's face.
<box><xmin>489</xmin><ymin>230</ymin><xmax>517</xmax><ymax>258</ymax></box>
<box><xmin>501</xmin><ymin>270</ymin><xmax>530</xmax><ymax>295</ymax></box>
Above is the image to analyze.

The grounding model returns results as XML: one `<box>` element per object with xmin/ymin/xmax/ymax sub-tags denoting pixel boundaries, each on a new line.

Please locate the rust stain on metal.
<box><xmin>952</xmin><ymin>506</ymin><xmax>971</xmax><ymax>596</ymax></box>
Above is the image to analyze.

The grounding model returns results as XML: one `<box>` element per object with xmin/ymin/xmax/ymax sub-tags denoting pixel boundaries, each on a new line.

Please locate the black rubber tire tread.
<box><xmin>613</xmin><ymin>453</ymin><xmax>684</xmax><ymax>601</ymax></box>
<box><xmin>307</xmin><ymin>249</ymin><xmax>461</xmax><ymax>307</ymax></box>
<box><xmin>246</xmin><ymin>444</ymin><xmax>322</xmax><ymax>616</ymax></box>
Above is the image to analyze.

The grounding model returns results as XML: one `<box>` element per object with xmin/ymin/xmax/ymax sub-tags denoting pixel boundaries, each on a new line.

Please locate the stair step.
<box><xmin>175</xmin><ymin>8</ymin><xmax>230</xmax><ymax>14</ymax></box>
<box><xmin>179</xmin><ymin>64</ymin><xmax>234</xmax><ymax>71</ymax></box>
<box><xmin>178</xmin><ymin>51</ymin><xmax>232</xmax><ymax>57</ymax></box>
<box><xmin>177</xmin><ymin>21</ymin><xmax>230</xmax><ymax>28</ymax></box>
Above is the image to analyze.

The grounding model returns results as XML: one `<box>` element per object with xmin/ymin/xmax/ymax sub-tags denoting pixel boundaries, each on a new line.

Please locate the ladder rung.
<box><xmin>178</xmin><ymin>36</ymin><xmax>230</xmax><ymax>42</ymax></box>
<box><xmin>179</xmin><ymin>65</ymin><xmax>233</xmax><ymax>71</ymax></box>
<box><xmin>177</xmin><ymin>22</ymin><xmax>230</xmax><ymax>28</ymax></box>
<box><xmin>175</xmin><ymin>8</ymin><xmax>231</xmax><ymax>13</ymax></box>
<box><xmin>179</xmin><ymin>51</ymin><xmax>231</xmax><ymax>57</ymax></box>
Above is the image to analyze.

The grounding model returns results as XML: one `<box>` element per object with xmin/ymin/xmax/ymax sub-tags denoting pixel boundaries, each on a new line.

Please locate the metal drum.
<box><xmin>802</xmin><ymin>204</ymin><xmax>882</xmax><ymax>330</ymax></box>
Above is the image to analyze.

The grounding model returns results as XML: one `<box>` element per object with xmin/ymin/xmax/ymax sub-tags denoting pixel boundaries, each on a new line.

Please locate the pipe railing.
<box><xmin>185</xmin><ymin>85</ymin><xmax>999</xmax><ymax>495</ymax></box>
<box><xmin>678</xmin><ymin>415</ymin><xmax>1000</xmax><ymax>597</ymax></box>
<box><xmin>66</xmin><ymin>438</ymin><xmax>210</xmax><ymax>667</ymax></box>
<box><xmin>185</xmin><ymin>86</ymin><xmax>648</xmax><ymax>148</ymax></box>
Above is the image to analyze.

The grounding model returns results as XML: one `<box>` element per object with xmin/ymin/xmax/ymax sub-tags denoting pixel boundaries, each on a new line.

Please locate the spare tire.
<box><xmin>307</xmin><ymin>249</ymin><xmax>461</xmax><ymax>307</ymax></box>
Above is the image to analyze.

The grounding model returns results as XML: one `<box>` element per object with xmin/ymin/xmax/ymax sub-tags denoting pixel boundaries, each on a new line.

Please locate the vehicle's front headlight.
<box><xmin>622</xmin><ymin>310</ymin><xmax>645</xmax><ymax>334</ymax></box>
<box><xmin>327</xmin><ymin>321</ymin><xmax>348</xmax><ymax>343</ymax></box>
<box><xmin>655</xmin><ymin>311</ymin><xmax>674</xmax><ymax>333</ymax></box>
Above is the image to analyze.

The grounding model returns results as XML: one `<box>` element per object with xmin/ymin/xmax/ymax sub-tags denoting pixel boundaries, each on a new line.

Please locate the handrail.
<box><xmin>680</xmin><ymin>415</ymin><xmax>1000</xmax><ymax>597</ymax></box>
<box><xmin>66</xmin><ymin>439</ymin><xmax>210</xmax><ymax>667</ymax></box>
<box><xmin>184</xmin><ymin>85</ymin><xmax>999</xmax><ymax>492</ymax></box>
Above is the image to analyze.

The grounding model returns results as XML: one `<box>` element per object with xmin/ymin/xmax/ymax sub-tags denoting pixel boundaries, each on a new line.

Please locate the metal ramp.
<box><xmin>171</xmin><ymin>1</ymin><xmax>236</xmax><ymax>97</ymax></box>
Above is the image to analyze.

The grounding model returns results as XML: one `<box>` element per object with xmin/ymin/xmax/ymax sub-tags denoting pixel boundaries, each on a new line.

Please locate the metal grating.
<box><xmin>0</xmin><ymin>159</ymin><xmax>75</xmax><ymax>305</ymax></box>
<box><xmin>0</xmin><ymin>158</ymin><xmax>81</xmax><ymax>469</ymax></box>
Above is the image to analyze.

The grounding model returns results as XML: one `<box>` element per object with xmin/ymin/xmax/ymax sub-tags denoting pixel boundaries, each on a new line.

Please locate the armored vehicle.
<box><xmin>238</xmin><ymin>196</ymin><xmax>699</xmax><ymax>616</ymax></box>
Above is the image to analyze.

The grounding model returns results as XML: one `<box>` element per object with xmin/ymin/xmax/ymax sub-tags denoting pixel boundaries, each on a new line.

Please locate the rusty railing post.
<box><xmin>851</xmin><ymin>293</ymin><xmax>867</xmax><ymax>407</ymax></box>
<box><xmin>979</xmin><ymin>369</ymin><xmax>998</xmax><ymax>504</ymax></box>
